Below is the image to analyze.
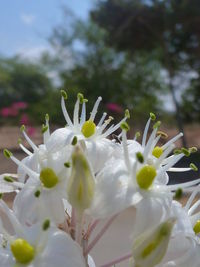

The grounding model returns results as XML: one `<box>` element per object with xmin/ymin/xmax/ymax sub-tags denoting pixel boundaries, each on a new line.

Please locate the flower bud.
<box><xmin>132</xmin><ymin>218</ymin><xmax>175</xmax><ymax>267</ymax></box>
<box><xmin>67</xmin><ymin>147</ymin><xmax>95</xmax><ymax>213</ymax></box>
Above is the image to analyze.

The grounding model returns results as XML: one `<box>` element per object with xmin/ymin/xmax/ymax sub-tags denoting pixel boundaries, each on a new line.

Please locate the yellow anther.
<box><xmin>152</xmin><ymin>146</ymin><xmax>163</xmax><ymax>158</ymax></box>
<box><xmin>11</xmin><ymin>238</ymin><xmax>35</xmax><ymax>264</ymax></box>
<box><xmin>136</xmin><ymin>165</ymin><xmax>157</xmax><ymax>190</ymax></box>
<box><xmin>193</xmin><ymin>220</ymin><xmax>200</xmax><ymax>235</ymax></box>
<box><xmin>81</xmin><ymin>120</ymin><xmax>96</xmax><ymax>138</ymax></box>
<box><xmin>40</xmin><ymin>168</ymin><xmax>59</xmax><ymax>188</ymax></box>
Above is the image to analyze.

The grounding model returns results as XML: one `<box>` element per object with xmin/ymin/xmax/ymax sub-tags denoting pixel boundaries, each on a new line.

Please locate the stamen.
<box><xmin>190</xmin><ymin>163</ymin><xmax>198</xmax><ymax>171</ymax></box>
<box><xmin>174</xmin><ymin>188</ymin><xmax>183</xmax><ymax>200</ymax></box>
<box><xmin>89</xmin><ymin>97</ymin><xmax>102</xmax><ymax>121</ymax></box>
<box><xmin>188</xmin><ymin>201</ymin><xmax>200</xmax><ymax>216</ymax></box>
<box><xmin>122</xmin><ymin>130</ymin><xmax>131</xmax><ymax>172</ymax></box>
<box><xmin>155</xmin><ymin>144</ymin><xmax>175</xmax><ymax>168</ymax></box>
<box><xmin>143</xmin><ymin>128</ymin><xmax>157</xmax><ymax>162</ymax></box>
<box><xmin>80</xmin><ymin>102</ymin><xmax>86</xmax><ymax>126</ymax></box>
<box><xmin>73</xmin><ymin>95</ymin><xmax>81</xmax><ymax>128</ymax></box>
<box><xmin>162</xmin><ymin>132</ymin><xmax>183</xmax><ymax>150</ymax></box>
<box><xmin>102</xmin><ymin>116</ymin><xmax>127</xmax><ymax>138</ymax></box>
<box><xmin>20</xmin><ymin>126</ymin><xmax>38</xmax><ymax>152</ymax></box>
<box><xmin>134</xmin><ymin>131</ymin><xmax>141</xmax><ymax>141</ymax></box>
<box><xmin>18</xmin><ymin>142</ymin><xmax>32</xmax><ymax>156</ymax></box>
<box><xmin>142</xmin><ymin>118</ymin><xmax>151</xmax><ymax>147</ymax></box>
<box><xmin>9</xmin><ymin>155</ymin><xmax>38</xmax><ymax>179</ymax></box>
<box><xmin>97</xmin><ymin>112</ymin><xmax>107</xmax><ymax>127</ymax></box>
<box><xmin>168</xmin><ymin>178</ymin><xmax>200</xmax><ymax>191</ymax></box>
<box><xmin>61</xmin><ymin>95</ymin><xmax>73</xmax><ymax>127</ymax></box>
<box><xmin>185</xmin><ymin>185</ymin><xmax>200</xmax><ymax>211</ymax></box>
<box><xmin>42</xmin><ymin>219</ymin><xmax>50</xmax><ymax>231</ymax></box>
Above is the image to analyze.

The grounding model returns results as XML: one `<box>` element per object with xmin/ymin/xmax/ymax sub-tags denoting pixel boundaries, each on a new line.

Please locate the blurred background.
<box><xmin>0</xmin><ymin>0</ymin><xmax>200</xmax><ymax>183</ymax></box>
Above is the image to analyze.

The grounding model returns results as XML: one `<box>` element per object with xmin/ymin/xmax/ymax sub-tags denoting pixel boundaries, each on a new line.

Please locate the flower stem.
<box><xmin>84</xmin><ymin>214</ymin><xmax>118</xmax><ymax>256</ymax></box>
<box><xmin>99</xmin><ymin>253</ymin><xmax>132</xmax><ymax>267</ymax></box>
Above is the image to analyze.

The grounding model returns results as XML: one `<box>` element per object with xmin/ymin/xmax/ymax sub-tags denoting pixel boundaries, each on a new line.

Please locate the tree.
<box><xmin>91</xmin><ymin>0</ymin><xmax>200</xmax><ymax>145</ymax></box>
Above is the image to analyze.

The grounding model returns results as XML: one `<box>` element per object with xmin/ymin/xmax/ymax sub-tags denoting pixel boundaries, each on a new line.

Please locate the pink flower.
<box><xmin>12</xmin><ymin>101</ymin><xmax>28</xmax><ymax>110</ymax></box>
<box><xmin>1</xmin><ymin>107</ymin><xmax>11</xmax><ymax>117</ymax></box>
<box><xmin>106</xmin><ymin>103</ymin><xmax>123</xmax><ymax>113</ymax></box>
<box><xmin>9</xmin><ymin>107</ymin><xmax>19</xmax><ymax>117</ymax></box>
<box><xmin>20</xmin><ymin>114</ymin><xmax>30</xmax><ymax>125</ymax></box>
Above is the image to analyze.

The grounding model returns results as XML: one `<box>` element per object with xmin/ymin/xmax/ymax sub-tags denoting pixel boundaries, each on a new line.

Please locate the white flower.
<box><xmin>58</xmin><ymin>91</ymin><xmax>128</xmax><ymax>172</ymax></box>
<box><xmin>0</xmin><ymin>200</ymin><xmax>90</xmax><ymax>267</ymax></box>
<box><xmin>4</xmin><ymin>145</ymin><xmax>72</xmax><ymax>225</ymax></box>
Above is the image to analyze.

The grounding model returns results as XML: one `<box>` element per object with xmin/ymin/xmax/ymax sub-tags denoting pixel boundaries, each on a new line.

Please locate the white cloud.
<box><xmin>21</xmin><ymin>14</ymin><xmax>36</xmax><ymax>25</ymax></box>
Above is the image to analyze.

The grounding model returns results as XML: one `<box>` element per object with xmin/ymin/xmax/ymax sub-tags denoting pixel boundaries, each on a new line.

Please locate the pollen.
<box><xmin>40</xmin><ymin>168</ymin><xmax>59</xmax><ymax>188</ymax></box>
<box><xmin>193</xmin><ymin>220</ymin><xmax>200</xmax><ymax>235</ymax></box>
<box><xmin>136</xmin><ymin>165</ymin><xmax>157</xmax><ymax>190</ymax></box>
<box><xmin>81</xmin><ymin>120</ymin><xmax>96</xmax><ymax>138</ymax></box>
<box><xmin>152</xmin><ymin>146</ymin><xmax>163</xmax><ymax>158</ymax></box>
<box><xmin>11</xmin><ymin>238</ymin><xmax>35</xmax><ymax>264</ymax></box>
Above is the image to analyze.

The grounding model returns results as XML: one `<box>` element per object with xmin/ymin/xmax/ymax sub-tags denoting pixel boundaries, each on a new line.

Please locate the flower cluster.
<box><xmin>0</xmin><ymin>91</ymin><xmax>200</xmax><ymax>267</ymax></box>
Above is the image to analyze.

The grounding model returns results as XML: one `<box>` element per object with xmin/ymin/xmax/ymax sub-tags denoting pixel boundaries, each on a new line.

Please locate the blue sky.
<box><xmin>0</xmin><ymin>0</ymin><xmax>94</xmax><ymax>58</ymax></box>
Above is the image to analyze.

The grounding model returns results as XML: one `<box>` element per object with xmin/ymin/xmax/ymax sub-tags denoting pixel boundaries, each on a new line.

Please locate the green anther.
<box><xmin>152</xmin><ymin>146</ymin><xmax>163</xmax><ymax>158</ymax></box>
<box><xmin>45</xmin><ymin>113</ymin><xmax>49</xmax><ymax>121</ymax></box>
<box><xmin>190</xmin><ymin>163</ymin><xmax>198</xmax><ymax>172</ymax></box>
<box><xmin>42</xmin><ymin>219</ymin><xmax>50</xmax><ymax>231</ymax></box>
<box><xmin>120</xmin><ymin>122</ymin><xmax>130</xmax><ymax>131</ymax></box>
<box><xmin>11</xmin><ymin>239</ymin><xmax>35</xmax><ymax>264</ymax></box>
<box><xmin>34</xmin><ymin>190</ymin><xmax>40</xmax><ymax>198</ymax></box>
<box><xmin>174</xmin><ymin>188</ymin><xmax>183</xmax><ymax>200</ymax></box>
<box><xmin>4</xmin><ymin>176</ymin><xmax>14</xmax><ymax>183</ymax></box>
<box><xmin>189</xmin><ymin>147</ymin><xmax>198</xmax><ymax>153</ymax></box>
<box><xmin>3</xmin><ymin>149</ymin><xmax>12</xmax><ymax>159</ymax></box>
<box><xmin>77</xmin><ymin>93</ymin><xmax>84</xmax><ymax>104</ymax></box>
<box><xmin>41</xmin><ymin>124</ymin><xmax>48</xmax><ymax>134</ymax></box>
<box><xmin>150</xmin><ymin>112</ymin><xmax>156</xmax><ymax>121</ymax></box>
<box><xmin>193</xmin><ymin>220</ymin><xmax>200</xmax><ymax>235</ymax></box>
<box><xmin>173</xmin><ymin>149</ymin><xmax>182</xmax><ymax>155</ymax></box>
<box><xmin>17</xmin><ymin>138</ymin><xmax>22</xmax><ymax>144</ymax></box>
<box><xmin>153</xmin><ymin>121</ymin><xmax>161</xmax><ymax>129</ymax></box>
<box><xmin>40</xmin><ymin>168</ymin><xmax>59</xmax><ymax>189</ymax></box>
<box><xmin>81</xmin><ymin>120</ymin><xmax>96</xmax><ymax>138</ymax></box>
<box><xmin>64</xmin><ymin>162</ymin><xmax>71</xmax><ymax>168</ymax></box>
<box><xmin>125</xmin><ymin>109</ymin><xmax>130</xmax><ymax>119</ymax></box>
<box><xmin>0</xmin><ymin>193</ymin><xmax>3</xmax><ymax>199</ymax></box>
<box><xmin>61</xmin><ymin>90</ymin><xmax>67</xmax><ymax>100</ymax></box>
<box><xmin>136</xmin><ymin>152</ymin><xmax>144</xmax><ymax>164</ymax></box>
<box><xmin>71</xmin><ymin>136</ymin><xmax>78</xmax><ymax>145</ymax></box>
<box><xmin>136</xmin><ymin>165</ymin><xmax>157</xmax><ymax>190</ymax></box>
<box><xmin>20</xmin><ymin>124</ymin><xmax>25</xmax><ymax>132</ymax></box>
<box><xmin>181</xmin><ymin>148</ymin><xmax>190</xmax><ymax>157</ymax></box>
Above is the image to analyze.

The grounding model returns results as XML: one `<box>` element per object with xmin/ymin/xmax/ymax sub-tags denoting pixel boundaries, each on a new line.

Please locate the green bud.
<box><xmin>64</xmin><ymin>162</ymin><xmax>71</xmax><ymax>168</ymax></box>
<box><xmin>20</xmin><ymin>124</ymin><xmax>26</xmax><ymax>132</ymax></box>
<box><xmin>190</xmin><ymin>163</ymin><xmax>198</xmax><ymax>172</ymax></box>
<box><xmin>3</xmin><ymin>149</ymin><xmax>12</xmax><ymax>159</ymax></box>
<box><xmin>41</xmin><ymin>124</ymin><xmax>48</xmax><ymax>134</ymax></box>
<box><xmin>34</xmin><ymin>190</ymin><xmax>41</xmax><ymax>198</ymax></box>
<box><xmin>125</xmin><ymin>109</ymin><xmax>130</xmax><ymax>119</ymax></box>
<box><xmin>181</xmin><ymin>148</ymin><xmax>190</xmax><ymax>157</ymax></box>
<box><xmin>150</xmin><ymin>112</ymin><xmax>156</xmax><ymax>121</ymax></box>
<box><xmin>67</xmin><ymin>147</ymin><xmax>95</xmax><ymax>213</ymax></box>
<box><xmin>71</xmin><ymin>136</ymin><xmax>78</xmax><ymax>146</ymax></box>
<box><xmin>153</xmin><ymin>121</ymin><xmax>161</xmax><ymax>129</ymax></box>
<box><xmin>120</xmin><ymin>122</ymin><xmax>130</xmax><ymax>131</ymax></box>
<box><xmin>61</xmin><ymin>90</ymin><xmax>67</xmax><ymax>100</ymax></box>
<box><xmin>174</xmin><ymin>188</ymin><xmax>183</xmax><ymax>200</ymax></box>
<box><xmin>136</xmin><ymin>152</ymin><xmax>144</xmax><ymax>164</ymax></box>
<box><xmin>4</xmin><ymin>176</ymin><xmax>14</xmax><ymax>183</ymax></box>
<box><xmin>42</xmin><ymin>219</ymin><xmax>50</xmax><ymax>231</ymax></box>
